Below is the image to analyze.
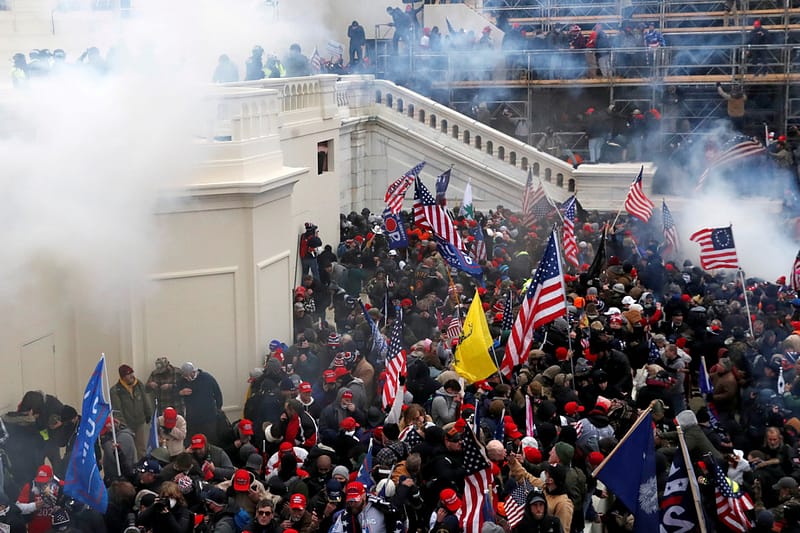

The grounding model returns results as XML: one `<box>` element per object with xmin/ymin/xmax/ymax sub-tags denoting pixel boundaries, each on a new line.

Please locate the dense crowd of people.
<box><xmin>2</xmin><ymin>198</ymin><xmax>800</xmax><ymax>533</ymax></box>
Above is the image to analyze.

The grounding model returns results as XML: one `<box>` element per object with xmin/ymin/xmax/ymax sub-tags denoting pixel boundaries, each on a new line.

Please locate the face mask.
<box><xmin>169</xmin><ymin>498</ymin><xmax>177</xmax><ymax>509</ymax></box>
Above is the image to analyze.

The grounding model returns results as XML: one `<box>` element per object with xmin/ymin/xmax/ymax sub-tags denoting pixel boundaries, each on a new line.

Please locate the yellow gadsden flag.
<box><xmin>453</xmin><ymin>290</ymin><xmax>497</xmax><ymax>383</ymax></box>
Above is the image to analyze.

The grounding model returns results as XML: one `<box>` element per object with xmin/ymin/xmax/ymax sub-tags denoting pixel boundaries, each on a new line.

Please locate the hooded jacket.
<box><xmin>575</xmin><ymin>411</ymin><xmax>615</xmax><ymax>454</ymax></box>
<box><xmin>511</xmin><ymin>489</ymin><xmax>564</xmax><ymax>533</ymax></box>
<box><xmin>430</xmin><ymin>387</ymin><xmax>460</xmax><ymax>426</ymax></box>
<box><xmin>319</xmin><ymin>388</ymin><xmax>366</xmax><ymax>433</ymax></box>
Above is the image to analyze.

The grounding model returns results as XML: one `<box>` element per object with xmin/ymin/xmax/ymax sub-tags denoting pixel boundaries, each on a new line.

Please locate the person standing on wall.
<box><xmin>348</xmin><ymin>21</ymin><xmax>366</xmax><ymax>66</ymax></box>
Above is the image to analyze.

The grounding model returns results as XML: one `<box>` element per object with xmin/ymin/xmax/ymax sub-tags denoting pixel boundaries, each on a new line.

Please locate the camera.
<box><xmin>123</xmin><ymin>512</ymin><xmax>140</xmax><ymax>533</ymax></box>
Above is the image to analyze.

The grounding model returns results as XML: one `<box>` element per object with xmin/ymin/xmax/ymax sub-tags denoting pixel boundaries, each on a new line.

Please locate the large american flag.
<box><xmin>562</xmin><ymin>195</ymin><xmax>579</xmax><ymax>268</ymax></box>
<box><xmin>521</xmin><ymin>169</ymin><xmax>547</xmax><ymax>227</ymax></box>
<box><xmin>501</xmin><ymin>231</ymin><xmax>566</xmax><ymax>378</ymax></box>
<box><xmin>381</xmin><ymin>313</ymin><xmax>407</xmax><ymax>411</ymax></box>
<box><xmin>662</xmin><ymin>200</ymin><xmax>680</xmax><ymax>257</ymax></box>
<box><xmin>461</xmin><ymin>423</ymin><xmax>492</xmax><ymax>533</ymax></box>
<box><xmin>385</xmin><ymin>162</ymin><xmax>425</xmax><ymax>214</ymax></box>
<box><xmin>504</xmin><ymin>481</ymin><xmax>533</xmax><ymax>528</ymax></box>
<box><xmin>696</xmin><ymin>136</ymin><xmax>766</xmax><ymax>191</ymax></box>
<box><xmin>791</xmin><ymin>249</ymin><xmax>800</xmax><ymax>292</ymax></box>
<box><xmin>689</xmin><ymin>226</ymin><xmax>739</xmax><ymax>270</ymax></box>
<box><xmin>623</xmin><ymin>167</ymin><xmax>655</xmax><ymax>222</ymax></box>
<box><xmin>414</xmin><ymin>176</ymin><xmax>464</xmax><ymax>251</ymax></box>
<box><xmin>711</xmin><ymin>457</ymin><xmax>753</xmax><ymax>531</ymax></box>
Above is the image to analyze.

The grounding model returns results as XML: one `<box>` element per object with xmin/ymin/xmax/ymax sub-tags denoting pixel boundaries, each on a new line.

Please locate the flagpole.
<box><xmin>101</xmin><ymin>353</ymin><xmax>122</xmax><ymax>477</ymax></box>
<box><xmin>731</xmin><ymin>224</ymin><xmax>755</xmax><ymax>338</ymax></box>
<box><xmin>554</xmin><ymin>223</ymin><xmax>575</xmax><ymax>378</ymax></box>
<box><xmin>676</xmin><ymin>426</ymin><xmax>708</xmax><ymax>533</ymax></box>
<box><xmin>592</xmin><ymin>406</ymin><xmax>652</xmax><ymax>478</ymax></box>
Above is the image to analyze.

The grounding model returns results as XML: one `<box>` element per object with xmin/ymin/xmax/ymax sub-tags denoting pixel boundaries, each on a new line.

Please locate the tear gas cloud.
<box><xmin>0</xmin><ymin>0</ymin><xmax>335</xmax><ymax>314</ymax></box>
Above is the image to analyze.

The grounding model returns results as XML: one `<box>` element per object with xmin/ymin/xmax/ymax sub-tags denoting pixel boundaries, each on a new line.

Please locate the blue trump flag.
<box><xmin>382</xmin><ymin>207</ymin><xmax>408</xmax><ymax>250</ymax></box>
<box><xmin>435</xmin><ymin>235</ymin><xmax>483</xmax><ymax>282</ymax></box>
<box><xmin>357</xmin><ymin>438</ymin><xmax>374</xmax><ymax>489</ymax></box>
<box><xmin>64</xmin><ymin>357</ymin><xmax>111</xmax><ymax>513</ymax></box>
<box><xmin>595</xmin><ymin>411</ymin><xmax>658</xmax><ymax>532</ymax></box>
<box><xmin>146</xmin><ymin>401</ymin><xmax>159</xmax><ymax>456</ymax></box>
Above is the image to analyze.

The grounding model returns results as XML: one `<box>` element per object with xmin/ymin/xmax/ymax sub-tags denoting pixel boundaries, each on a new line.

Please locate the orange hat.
<box><xmin>440</xmin><ymin>488</ymin><xmax>462</xmax><ymax>512</ymax></box>
<box><xmin>232</xmin><ymin>469</ymin><xmax>251</xmax><ymax>492</ymax></box>
<box><xmin>190</xmin><ymin>434</ymin><xmax>207</xmax><ymax>449</ymax></box>
<box><xmin>289</xmin><ymin>493</ymin><xmax>307</xmax><ymax>510</ymax></box>
<box><xmin>238</xmin><ymin>419</ymin><xmax>254</xmax><ymax>436</ymax></box>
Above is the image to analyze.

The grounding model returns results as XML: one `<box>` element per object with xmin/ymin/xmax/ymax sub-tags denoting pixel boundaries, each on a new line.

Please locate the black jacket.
<box><xmin>177</xmin><ymin>370</ymin><xmax>223</xmax><ymax>424</ymax></box>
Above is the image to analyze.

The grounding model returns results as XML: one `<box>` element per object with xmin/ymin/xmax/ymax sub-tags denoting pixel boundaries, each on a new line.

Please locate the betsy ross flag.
<box><xmin>501</xmin><ymin>230</ymin><xmax>566</xmax><ymax>378</ymax></box>
<box><xmin>414</xmin><ymin>176</ymin><xmax>464</xmax><ymax>251</ymax></box>
<box><xmin>460</xmin><ymin>421</ymin><xmax>492</xmax><ymax>533</ymax></box>
<box><xmin>504</xmin><ymin>480</ymin><xmax>534</xmax><ymax>528</ymax></box>
<box><xmin>562</xmin><ymin>195</ymin><xmax>579</xmax><ymax>268</ymax></box>
<box><xmin>385</xmin><ymin>162</ymin><xmax>425</xmax><ymax>214</ymax></box>
<box><xmin>710</xmin><ymin>454</ymin><xmax>754</xmax><ymax>532</ymax></box>
<box><xmin>689</xmin><ymin>226</ymin><xmax>739</xmax><ymax>270</ymax></box>
<box><xmin>624</xmin><ymin>166</ymin><xmax>655</xmax><ymax>222</ymax></box>
<box><xmin>382</xmin><ymin>312</ymin><xmax>407</xmax><ymax>411</ymax></box>
<box><xmin>696</xmin><ymin>136</ymin><xmax>766</xmax><ymax>191</ymax></box>
<box><xmin>662</xmin><ymin>200</ymin><xmax>680</xmax><ymax>257</ymax></box>
<box><xmin>660</xmin><ymin>448</ymin><xmax>702</xmax><ymax>533</ymax></box>
<box><xmin>436</xmin><ymin>168</ymin><xmax>451</xmax><ymax>206</ymax></box>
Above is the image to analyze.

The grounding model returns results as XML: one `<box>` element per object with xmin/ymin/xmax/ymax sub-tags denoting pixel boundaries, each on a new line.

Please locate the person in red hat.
<box><xmin>15</xmin><ymin>464</ymin><xmax>62</xmax><ymax>533</ymax></box>
<box><xmin>216</xmin><ymin>468</ymin><xmax>268</xmax><ymax>515</ymax></box>
<box><xmin>318</xmin><ymin>388</ymin><xmax>366</xmax><ymax>444</ymax></box>
<box><xmin>297</xmin><ymin>381</ymin><xmax>321</xmax><ymax>419</ymax></box>
<box><xmin>265</xmin><ymin>399</ymin><xmax>317</xmax><ymax>449</ymax></box>
<box><xmin>110</xmin><ymin>363</ymin><xmax>154</xmax><ymax>459</ymax></box>
<box><xmin>433</xmin><ymin>488</ymin><xmax>462</xmax><ymax>533</ymax></box>
<box><xmin>157</xmin><ymin>406</ymin><xmax>187</xmax><ymax>458</ymax></box>
<box><xmin>330</xmin><ymin>481</ymin><xmax>395</xmax><ymax>533</ymax></box>
<box><xmin>280</xmin><ymin>493</ymin><xmax>312</xmax><ymax>533</ymax></box>
<box><xmin>189</xmin><ymin>433</ymin><xmax>236</xmax><ymax>482</ymax></box>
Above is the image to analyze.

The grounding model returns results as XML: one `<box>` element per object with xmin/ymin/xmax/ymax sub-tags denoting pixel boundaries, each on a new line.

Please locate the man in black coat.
<box><xmin>177</xmin><ymin>362</ymin><xmax>224</xmax><ymax>445</ymax></box>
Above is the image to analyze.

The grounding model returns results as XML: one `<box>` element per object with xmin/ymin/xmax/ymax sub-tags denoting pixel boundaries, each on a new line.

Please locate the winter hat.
<box><xmin>675</xmin><ymin>409</ymin><xmax>698</xmax><ymax>428</ymax></box>
<box><xmin>118</xmin><ymin>364</ymin><xmax>134</xmax><ymax>377</ymax></box>
<box><xmin>332</xmin><ymin>465</ymin><xmax>350</xmax><ymax>480</ymax></box>
<box><xmin>554</xmin><ymin>442</ymin><xmax>575</xmax><ymax>465</ymax></box>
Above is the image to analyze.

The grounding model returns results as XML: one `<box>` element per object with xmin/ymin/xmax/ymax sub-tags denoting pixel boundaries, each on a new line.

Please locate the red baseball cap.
<box><xmin>190</xmin><ymin>434</ymin><xmax>207</xmax><ymax>449</ymax></box>
<box><xmin>564</xmin><ymin>401</ymin><xmax>584</xmax><ymax>416</ymax></box>
<box><xmin>588</xmin><ymin>451</ymin><xmax>605</xmax><ymax>467</ymax></box>
<box><xmin>238</xmin><ymin>419</ymin><xmax>254</xmax><ymax>436</ymax></box>
<box><xmin>524</xmin><ymin>447</ymin><xmax>542</xmax><ymax>463</ymax></box>
<box><xmin>34</xmin><ymin>464</ymin><xmax>53</xmax><ymax>483</ymax></box>
<box><xmin>440</xmin><ymin>488</ymin><xmax>461</xmax><ymax>512</ymax></box>
<box><xmin>299</xmin><ymin>382</ymin><xmax>312</xmax><ymax>394</ymax></box>
<box><xmin>289</xmin><ymin>493</ymin><xmax>307</xmax><ymax>510</ymax></box>
<box><xmin>345</xmin><ymin>481</ymin><xmax>366</xmax><ymax>502</ymax></box>
<box><xmin>340</xmin><ymin>417</ymin><xmax>359</xmax><ymax>431</ymax></box>
<box><xmin>342</xmin><ymin>390</ymin><xmax>353</xmax><ymax>400</ymax></box>
<box><xmin>232</xmin><ymin>469</ymin><xmax>251</xmax><ymax>492</ymax></box>
<box><xmin>335</xmin><ymin>367</ymin><xmax>349</xmax><ymax>379</ymax></box>
<box><xmin>323</xmin><ymin>369</ymin><xmax>337</xmax><ymax>383</ymax></box>
<box><xmin>279</xmin><ymin>442</ymin><xmax>294</xmax><ymax>454</ymax></box>
<box><xmin>163</xmin><ymin>407</ymin><xmax>177</xmax><ymax>429</ymax></box>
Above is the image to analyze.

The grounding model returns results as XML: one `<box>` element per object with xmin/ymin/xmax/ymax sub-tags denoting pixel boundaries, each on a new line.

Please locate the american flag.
<box><xmin>521</xmin><ymin>169</ymin><xmax>546</xmax><ymax>227</ymax></box>
<box><xmin>472</xmin><ymin>223</ymin><xmax>487</xmax><ymax>263</ymax></box>
<box><xmin>447</xmin><ymin>312</ymin><xmax>463</xmax><ymax>340</ymax></box>
<box><xmin>504</xmin><ymin>481</ymin><xmax>533</xmax><ymax>528</ymax></box>
<box><xmin>562</xmin><ymin>195</ymin><xmax>579</xmax><ymax>268</ymax></box>
<box><xmin>385</xmin><ymin>162</ymin><xmax>425</xmax><ymax>214</ymax></box>
<box><xmin>414</xmin><ymin>176</ymin><xmax>465</xmax><ymax>251</ymax></box>
<box><xmin>791</xmin><ymin>249</ymin><xmax>800</xmax><ymax>291</ymax></box>
<box><xmin>624</xmin><ymin>167</ymin><xmax>655</xmax><ymax>222</ymax></box>
<box><xmin>436</xmin><ymin>168</ymin><xmax>451</xmax><ymax>206</ymax></box>
<box><xmin>500</xmin><ymin>293</ymin><xmax>514</xmax><ymax>332</ymax></box>
<box><xmin>696</xmin><ymin>136</ymin><xmax>766</xmax><ymax>191</ymax></box>
<box><xmin>398</xmin><ymin>424</ymin><xmax>424</xmax><ymax>449</ymax></box>
<box><xmin>711</xmin><ymin>456</ymin><xmax>753</xmax><ymax>532</ymax></box>
<box><xmin>310</xmin><ymin>47</ymin><xmax>322</xmax><ymax>72</ymax></box>
<box><xmin>381</xmin><ymin>313</ymin><xmax>407</xmax><ymax>411</ymax></box>
<box><xmin>662</xmin><ymin>200</ymin><xmax>680</xmax><ymax>257</ymax></box>
<box><xmin>689</xmin><ymin>226</ymin><xmax>739</xmax><ymax>270</ymax></box>
<box><xmin>501</xmin><ymin>231</ymin><xmax>566</xmax><ymax>378</ymax></box>
<box><xmin>461</xmin><ymin>423</ymin><xmax>492</xmax><ymax>533</ymax></box>
<box><xmin>699</xmin><ymin>356</ymin><xmax>714</xmax><ymax>395</ymax></box>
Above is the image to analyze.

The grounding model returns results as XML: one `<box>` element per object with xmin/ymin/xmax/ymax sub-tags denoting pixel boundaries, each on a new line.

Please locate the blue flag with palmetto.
<box><xmin>595</xmin><ymin>412</ymin><xmax>658</xmax><ymax>532</ymax></box>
